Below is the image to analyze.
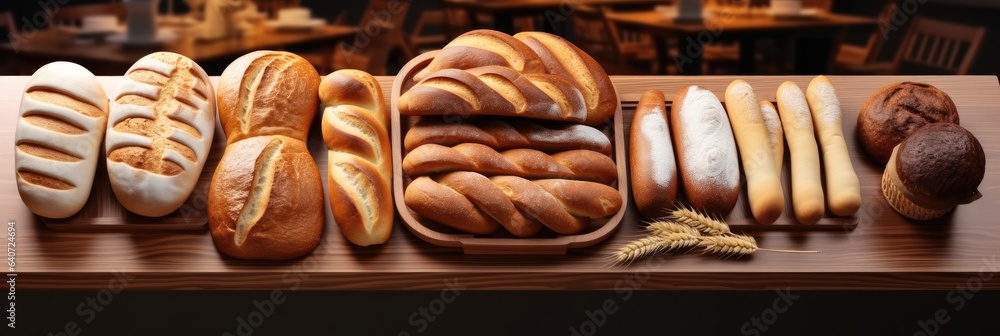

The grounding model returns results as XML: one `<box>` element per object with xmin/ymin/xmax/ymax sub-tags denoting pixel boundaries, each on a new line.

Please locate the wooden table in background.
<box><xmin>442</xmin><ymin>0</ymin><xmax>669</xmax><ymax>34</ymax></box>
<box><xmin>0</xmin><ymin>25</ymin><xmax>356</xmax><ymax>74</ymax></box>
<box><xmin>4</xmin><ymin>75</ymin><xmax>1000</xmax><ymax>290</ymax></box>
<box><xmin>606</xmin><ymin>11</ymin><xmax>875</xmax><ymax>74</ymax></box>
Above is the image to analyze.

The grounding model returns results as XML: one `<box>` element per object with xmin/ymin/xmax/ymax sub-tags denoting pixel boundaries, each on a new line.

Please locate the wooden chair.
<box><xmin>440</xmin><ymin>1</ymin><xmax>534</xmax><ymax>39</ymax></box>
<box><xmin>409</xmin><ymin>10</ymin><xmax>447</xmax><ymax>52</ymax></box>
<box><xmin>842</xmin><ymin>17</ymin><xmax>986</xmax><ymax>75</ymax></box>
<box><xmin>834</xmin><ymin>3</ymin><xmax>896</xmax><ymax>71</ymax></box>
<box><xmin>330</xmin><ymin>0</ymin><xmax>416</xmax><ymax>75</ymax></box>
<box><xmin>50</xmin><ymin>3</ymin><xmax>127</xmax><ymax>28</ymax></box>
<box><xmin>574</xmin><ymin>6</ymin><xmax>659</xmax><ymax>74</ymax></box>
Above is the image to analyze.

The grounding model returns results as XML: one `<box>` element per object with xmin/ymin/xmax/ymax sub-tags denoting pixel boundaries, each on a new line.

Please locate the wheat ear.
<box><xmin>645</xmin><ymin>220</ymin><xmax>701</xmax><ymax>237</ymax></box>
<box><xmin>610</xmin><ymin>232</ymin><xmax>701</xmax><ymax>266</ymax></box>
<box><xmin>698</xmin><ymin>235</ymin><xmax>758</xmax><ymax>258</ymax></box>
<box><xmin>671</xmin><ymin>205</ymin><xmax>731</xmax><ymax>236</ymax></box>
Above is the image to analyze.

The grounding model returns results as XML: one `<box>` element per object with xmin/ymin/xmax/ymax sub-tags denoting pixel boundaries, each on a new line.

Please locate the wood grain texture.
<box><xmin>4</xmin><ymin>75</ymin><xmax>1000</xmax><ymax>290</ymax></box>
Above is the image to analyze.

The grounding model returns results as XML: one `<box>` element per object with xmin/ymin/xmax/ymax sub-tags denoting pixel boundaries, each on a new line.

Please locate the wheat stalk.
<box><xmin>671</xmin><ymin>205</ymin><xmax>732</xmax><ymax>236</ymax></box>
<box><xmin>610</xmin><ymin>232</ymin><xmax>700</xmax><ymax>266</ymax></box>
<box><xmin>698</xmin><ymin>235</ymin><xmax>758</xmax><ymax>258</ymax></box>
<box><xmin>645</xmin><ymin>220</ymin><xmax>701</xmax><ymax>237</ymax></box>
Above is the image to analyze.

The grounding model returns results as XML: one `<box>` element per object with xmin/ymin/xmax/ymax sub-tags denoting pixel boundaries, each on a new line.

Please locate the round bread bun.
<box><xmin>881</xmin><ymin>123</ymin><xmax>984</xmax><ymax>220</ymax></box>
<box><xmin>858</xmin><ymin>82</ymin><xmax>959</xmax><ymax>164</ymax></box>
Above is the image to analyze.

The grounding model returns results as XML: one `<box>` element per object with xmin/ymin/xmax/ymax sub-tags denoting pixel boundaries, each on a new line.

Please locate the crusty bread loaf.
<box><xmin>216</xmin><ymin>50</ymin><xmax>320</xmax><ymax>144</ymax></box>
<box><xmin>629</xmin><ymin>90</ymin><xmax>678</xmax><ymax>219</ymax></box>
<box><xmin>15</xmin><ymin>62</ymin><xmax>109</xmax><ymax>218</ymax></box>
<box><xmin>404</xmin><ymin>118</ymin><xmax>612</xmax><ymax>155</ymax></box>
<box><xmin>670</xmin><ymin>86</ymin><xmax>740</xmax><ymax>215</ymax></box>
<box><xmin>106</xmin><ymin>52</ymin><xmax>215</xmax><ymax>217</ymax></box>
<box><xmin>807</xmin><ymin>76</ymin><xmax>861</xmax><ymax>216</ymax></box>
<box><xmin>414</xmin><ymin>29</ymin><xmax>544</xmax><ymax>82</ymax></box>
<box><xmin>319</xmin><ymin>69</ymin><xmax>393</xmax><ymax>247</ymax></box>
<box><xmin>398</xmin><ymin>65</ymin><xmax>587</xmax><ymax>123</ymax></box>
<box><xmin>725</xmin><ymin>80</ymin><xmax>785</xmax><ymax>225</ymax></box>
<box><xmin>403</xmin><ymin>143</ymin><xmax>617</xmax><ymax>184</ymax></box>
<box><xmin>208</xmin><ymin>136</ymin><xmax>324</xmax><ymax>260</ymax></box>
<box><xmin>404</xmin><ymin>172</ymin><xmax>622</xmax><ymax>235</ymax></box>
<box><xmin>514</xmin><ymin>32</ymin><xmax>618</xmax><ymax>126</ymax></box>
<box><xmin>776</xmin><ymin>81</ymin><xmax>824</xmax><ymax>224</ymax></box>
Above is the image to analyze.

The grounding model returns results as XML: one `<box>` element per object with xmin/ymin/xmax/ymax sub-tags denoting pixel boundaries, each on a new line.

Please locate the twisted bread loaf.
<box><xmin>414</xmin><ymin>29</ymin><xmax>544</xmax><ymax>82</ymax></box>
<box><xmin>403</xmin><ymin>143</ymin><xmax>617</xmax><ymax>184</ymax></box>
<box><xmin>404</xmin><ymin>118</ymin><xmax>611</xmax><ymax>155</ymax></box>
<box><xmin>15</xmin><ymin>62</ymin><xmax>108</xmax><ymax>218</ymax></box>
<box><xmin>319</xmin><ymin>69</ymin><xmax>393</xmax><ymax>246</ymax></box>
<box><xmin>398</xmin><ymin>65</ymin><xmax>587</xmax><ymax>123</ymax></box>
<box><xmin>107</xmin><ymin>52</ymin><xmax>215</xmax><ymax>217</ymax></box>
<box><xmin>515</xmin><ymin>32</ymin><xmax>618</xmax><ymax>126</ymax></box>
<box><xmin>405</xmin><ymin>172</ymin><xmax>622</xmax><ymax>235</ymax></box>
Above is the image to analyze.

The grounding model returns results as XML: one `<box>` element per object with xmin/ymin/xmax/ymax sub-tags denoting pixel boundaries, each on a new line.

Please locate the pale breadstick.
<box><xmin>806</xmin><ymin>76</ymin><xmax>861</xmax><ymax>216</ymax></box>
<box><xmin>725</xmin><ymin>80</ymin><xmax>784</xmax><ymax>224</ymax></box>
<box><xmin>759</xmin><ymin>100</ymin><xmax>784</xmax><ymax>172</ymax></box>
<box><xmin>776</xmin><ymin>82</ymin><xmax>825</xmax><ymax>224</ymax></box>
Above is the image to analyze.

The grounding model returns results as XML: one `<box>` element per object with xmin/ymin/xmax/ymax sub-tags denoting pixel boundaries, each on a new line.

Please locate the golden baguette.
<box><xmin>403</xmin><ymin>143</ymin><xmax>617</xmax><ymax>184</ymax></box>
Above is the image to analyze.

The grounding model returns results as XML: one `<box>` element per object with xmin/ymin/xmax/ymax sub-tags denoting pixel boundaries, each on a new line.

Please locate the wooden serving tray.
<box><xmin>390</xmin><ymin>51</ymin><xmax>630</xmax><ymax>255</ymax></box>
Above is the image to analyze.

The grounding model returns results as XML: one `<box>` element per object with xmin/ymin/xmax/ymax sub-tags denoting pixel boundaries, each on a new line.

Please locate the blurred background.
<box><xmin>0</xmin><ymin>0</ymin><xmax>996</xmax><ymax>77</ymax></box>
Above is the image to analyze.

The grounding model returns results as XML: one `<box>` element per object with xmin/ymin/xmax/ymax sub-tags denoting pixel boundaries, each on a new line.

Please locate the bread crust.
<box><xmin>629</xmin><ymin>90</ymin><xmax>678</xmax><ymax>219</ymax></box>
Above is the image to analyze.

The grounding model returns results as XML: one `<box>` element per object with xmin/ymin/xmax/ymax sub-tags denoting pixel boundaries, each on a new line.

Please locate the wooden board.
<box><xmin>5</xmin><ymin>75</ymin><xmax>1000</xmax><ymax>290</ymax></box>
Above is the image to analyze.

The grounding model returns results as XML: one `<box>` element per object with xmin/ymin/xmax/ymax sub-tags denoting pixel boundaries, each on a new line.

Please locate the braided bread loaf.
<box><xmin>403</xmin><ymin>143</ymin><xmax>617</xmax><ymax>184</ymax></box>
<box><xmin>403</xmin><ymin>118</ymin><xmax>612</xmax><ymax>155</ymax></box>
<box><xmin>398</xmin><ymin>65</ymin><xmax>587</xmax><ymax>123</ymax></box>
<box><xmin>515</xmin><ymin>32</ymin><xmax>618</xmax><ymax>126</ymax></box>
<box><xmin>405</xmin><ymin>172</ymin><xmax>622</xmax><ymax>235</ymax></box>
<box><xmin>414</xmin><ymin>29</ymin><xmax>544</xmax><ymax>82</ymax></box>
<box><xmin>319</xmin><ymin>69</ymin><xmax>393</xmax><ymax>246</ymax></box>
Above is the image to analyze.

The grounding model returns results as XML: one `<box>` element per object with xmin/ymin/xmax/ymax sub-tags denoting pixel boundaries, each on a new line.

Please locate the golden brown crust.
<box><xmin>320</xmin><ymin>70</ymin><xmax>394</xmax><ymax>246</ymax></box>
<box><xmin>217</xmin><ymin>51</ymin><xmax>320</xmax><ymax>144</ymax></box>
<box><xmin>629</xmin><ymin>90</ymin><xmax>678</xmax><ymax>219</ymax></box>
<box><xmin>403</xmin><ymin>143</ymin><xmax>617</xmax><ymax>184</ymax></box>
<box><xmin>208</xmin><ymin>136</ymin><xmax>324</xmax><ymax>260</ymax></box>
<box><xmin>514</xmin><ymin>32</ymin><xmax>618</xmax><ymax>126</ymax></box>
<box><xmin>414</xmin><ymin>30</ymin><xmax>544</xmax><ymax>82</ymax></box>
<box><xmin>403</xmin><ymin>118</ymin><xmax>612</xmax><ymax>155</ymax></box>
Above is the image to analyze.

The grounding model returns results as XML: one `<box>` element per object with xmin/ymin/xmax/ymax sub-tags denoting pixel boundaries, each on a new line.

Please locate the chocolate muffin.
<box><xmin>859</xmin><ymin>82</ymin><xmax>960</xmax><ymax>164</ymax></box>
<box><xmin>881</xmin><ymin>123</ymin><xmax>985</xmax><ymax>220</ymax></box>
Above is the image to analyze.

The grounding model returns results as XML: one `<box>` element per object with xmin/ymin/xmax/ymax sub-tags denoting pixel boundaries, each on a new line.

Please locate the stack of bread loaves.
<box><xmin>397</xmin><ymin>30</ymin><xmax>624</xmax><ymax>237</ymax></box>
<box><xmin>209</xmin><ymin>51</ymin><xmax>324</xmax><ymax>260</ymax></box>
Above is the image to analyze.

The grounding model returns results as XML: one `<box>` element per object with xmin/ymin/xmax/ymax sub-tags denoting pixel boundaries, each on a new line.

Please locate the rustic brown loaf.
<box><xmin>629</xmin><ymin>90</ymin><xmax>678</xmax><ymax>219</ymax></box>
<box><xmin>405</xmin><ymin>173</ymin><xmax>537</xmax><ymax>237</ymax></box>
<box><xmin>216</xmin><ymin>50</ymin><xmax>320</xmax><ymax>144</ymax></box>
<box><xmin>403</xmin><ymin>143</ymin><xmax>618</xmax><ymax>184</ymax></box>
<box><xmin>858</xmin><ymin>82</ymin><xmax>960</xmax><ymax>164</ymax></box>
<box><xmin>404</xmin><ymin>172</ymin><xmax>622</xmax><ymax>235</ymax></box>
<box><xmin>670</xmin><ymin>86</ymin><xmax>740</xmax><ymax>215</ymax></box>
<box><xmin>208</xmin><ymin>136</ymin><xmax>324</xmax><ymax>260</ymax></box>
<box><xmin>398</xmin><ymin>65</ymin><xmax>588</xmax><ymax>123</ymax></box>
<box><xmin>514</xmin><ymin>32</ymin><xmax>618</xmax><ymax>126</ymax></box>
<box><xmin>106</xmin><ymin>52</ymin><xmax>215</xmax><ymax>217</ymax></box>
<box><xmin>404</xmin><ymin>118</ymin><xmax>612</xmax><ymax>155</ymax></box>
<box><xmin>413</xmin><ymin>29</ymin><xmax>544</xmax><ymax>82</ymax></box>
<box><xmin>15</xmin><ymin>62</ymin><xmax>109</xmax><ymax>219</ymax></box>
<box><xmin>319</xmin><ymin>69</ymin><xmax>394</xmax><ymax>247</ymax></box>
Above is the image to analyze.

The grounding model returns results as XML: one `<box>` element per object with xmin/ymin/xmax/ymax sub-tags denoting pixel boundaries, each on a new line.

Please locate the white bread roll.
<box><xmin>670</xmin><ymin>86</ymin><xmax>740</xmax><ymax>215</ymax></box>
<box><xmin>776</xmin><ymin>82</ymin><xmax>825</xmax><ymax>224</ymax></box>
<box><xmin>806</xmin><ymin>76</ymin><xmax>861</xmax><ymax>216</ymax></box>
<box><xmin>725</xmin><ymin>80</ymin><xmax>785</xmax><ymax>224</ymax></box>
<box><xmin>106</xmin><ymin>52</ymin><xmax>216</xmax><ymax>217</ymax></box>
<box><xmin>15</xmin><ymin>62</ymin><xmax>109</xmax><ymax>218</ymax></box>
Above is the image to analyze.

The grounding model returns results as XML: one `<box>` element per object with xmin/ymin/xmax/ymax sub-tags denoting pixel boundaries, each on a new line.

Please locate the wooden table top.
<box><xmin>0</xmin><ymin>25</ymin><xmax>355</xmax><ymax>65</ymax></box>
<box><xmin>607</xmin><ymin>10</ymin><xmax>875</xmax><ymax>34</ymax></box>
<box><xmin>5</xmin><ymin>75</ymin><xmax>1000</xmax><ymax>290</ymax></box>
<box><xmin>443</xmin><ymin>0</ymin><xmax>669</xmax><ymax>11</ymax></box>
